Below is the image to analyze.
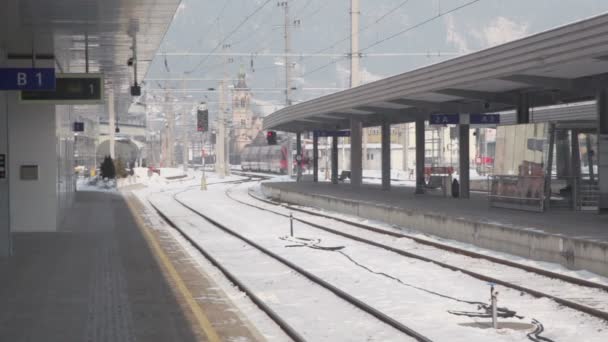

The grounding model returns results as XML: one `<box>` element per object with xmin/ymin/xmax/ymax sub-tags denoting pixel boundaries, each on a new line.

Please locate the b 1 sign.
<box><xmin>0</xmin><ymin>68</ymin><xmax>55</xmax><ymax>90</ymax></box>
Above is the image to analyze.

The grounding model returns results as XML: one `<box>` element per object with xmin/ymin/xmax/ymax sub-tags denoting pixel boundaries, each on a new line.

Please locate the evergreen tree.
<box><xmin>100</xmin><ymin>155</ymin><xmax>116</xmax><ymax>179</ymax></box>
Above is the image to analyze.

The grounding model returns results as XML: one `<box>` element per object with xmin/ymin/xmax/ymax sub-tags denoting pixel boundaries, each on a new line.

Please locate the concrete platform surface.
<box><xmin>262</xmin><ymin>181</ymin><xmax>608</xmax><ymax>277</ymax></box>
<box><xmin>0</xmin><ymin>191</ymin><xmax>259</xmax><ymax>342</ymax></box>
<box><xmin>267</xmin><ymin>181</ymin><xmax>608</xmax><ymax>241</ymax></box>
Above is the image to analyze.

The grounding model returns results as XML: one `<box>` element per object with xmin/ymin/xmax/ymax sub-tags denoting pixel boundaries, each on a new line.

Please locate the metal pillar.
<box><xmin>381</xmin><ymin>120</ymin><xmax>391</xmax><ymax>191</ymax></box>
<box><xmin>597</xmin><ymin>89</ymin><xmax>608</xmax><ymax>214</ymax></box>
<box><xmin>350</xmin><ymin>0</ymin><xmax>360</xmax><ymax>88</ymax></box>
<box><xmin>402</xmin><ymin>123</ymin><xmax>409</xmax><ymax>172</ymax></box>
<box><xmin>182</xmin><ymin>128</ymin><xmax>189</xmax><ymax>172</ymax></box>
<box><xmin>350</xmin><ymin>117</ymin><xmax>363</xmax><ymax>188</ymax></box>
<box><xmin>296</xmin><ymin>132</ymin><xmax>302</xmax><ymax>182</ymax></box>
<box><xmin>415</xmin><ymin>118</ymin><xmax>426</xmax><ymax>194</ymax></box>
<box><xmin>0</xmin><ymin>92</ymin><xmax>10</xmax><ymax>257</ymax></box>
<box><xmin>571</xmin><ymin>129</ymin><xmax>582</xmax><ymax>210</ymax></box>
<box><xmin>108</xmin><ymin>91</ymin><xmax>116</xmax><ymax>159</ymax></box>
<box><xmin>216</xmin><ymin>81</ymin><xmax>226</xmax><ymax>178</ymax></box>
<box><xmin>313</xmin><ymin>133</ymin><xmax>319</xmax><ymax>182</ymax></box>
<box><xmin>517</xmin><ymin>93</ymin><xmax>530</xmax><ymax>124</ymax></box>
<box><xmin>287</xmin><ymin>134</ymin><xmax>293</xmax><ymax>177</ymax></box>
<box><xmin>331</xmin><ymin>136</ymin><xmax>339</xmax><ymax>184</ymax></box>
<box><xmin>459</xmin><ymin>124</ymin><xmax>470</xmax><ymax>199</ymax></box>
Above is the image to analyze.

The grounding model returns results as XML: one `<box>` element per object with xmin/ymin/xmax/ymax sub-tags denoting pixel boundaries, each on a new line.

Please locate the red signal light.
<box><xmin>266</xmin><ymin>131</ymin><xmax>277</xmax><ymax>145</ymax></box>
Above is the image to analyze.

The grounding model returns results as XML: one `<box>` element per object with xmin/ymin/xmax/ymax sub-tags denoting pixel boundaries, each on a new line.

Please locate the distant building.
<box><xmin>230</xmin><ymin>70</ymin><xmax>263</xmax><ymax>162</ymax></box>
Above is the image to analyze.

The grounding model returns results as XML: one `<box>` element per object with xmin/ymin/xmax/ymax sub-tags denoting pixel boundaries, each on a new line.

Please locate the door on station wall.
<box><xmin>548</xmin><ymin>124</ymin><xmax>598</xmax><ymax>211</ymax></box>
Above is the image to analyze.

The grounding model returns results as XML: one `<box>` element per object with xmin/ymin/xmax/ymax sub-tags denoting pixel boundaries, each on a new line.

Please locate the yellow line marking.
<box><xmin>125</xmin><ymin>196</ymin><xmax>222</xmax><ymax>342</ymax></box>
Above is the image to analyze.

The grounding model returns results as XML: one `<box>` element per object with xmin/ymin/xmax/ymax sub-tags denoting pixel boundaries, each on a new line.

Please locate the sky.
<box><xmin>144</xmin><ymin>0</ymin><xmax>608</xmax><ymax>116</ymax></box>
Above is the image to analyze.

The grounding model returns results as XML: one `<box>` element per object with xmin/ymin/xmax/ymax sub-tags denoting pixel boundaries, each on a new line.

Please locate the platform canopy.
<box><xmin>264</xmin><ymin>13</ymin><xmax>608</xmax><ymax>132</ymax></box>
<box><xmin>0</xmin><ymin>0</ymin><xmax>181</xmax><ymax>113</ymax></box>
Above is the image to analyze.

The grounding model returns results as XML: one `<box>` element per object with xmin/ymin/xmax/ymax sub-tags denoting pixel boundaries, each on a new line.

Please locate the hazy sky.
<box><xmin>145</xmin><ymin>0</ymin><xmax>608</xmax><ymax>115</ymax></box>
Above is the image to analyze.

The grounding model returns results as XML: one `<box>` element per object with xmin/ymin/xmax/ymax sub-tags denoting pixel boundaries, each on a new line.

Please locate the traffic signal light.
<box><xmin>266</xmin><ymin>131</ymin><xmax>277</xmax><ymax>145</ymax></box>
<box><xmin>197</xmin><ymin>103</ymin><xmax>209</xmax><ymax>132</ymax></box>
<box><xmin>72</xmin><ymin>122</ymin><xmax>84</xmax><ymax>132</ymax></box>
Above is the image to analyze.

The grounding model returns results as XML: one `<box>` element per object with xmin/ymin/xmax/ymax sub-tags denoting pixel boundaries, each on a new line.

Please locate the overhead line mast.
<box><xmin>351</xmin><ymin>0</ymin><xmax>367</xmax><ymax>170</ymax></box>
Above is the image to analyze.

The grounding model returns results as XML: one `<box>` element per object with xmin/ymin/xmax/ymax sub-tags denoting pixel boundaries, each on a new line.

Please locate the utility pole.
<box><xmin>216</xmin><ymin>42</ymin><xmax>231</xmax><ymax>178</ymax></box>
<box><xmin>279</xmin><ymin>1</ymin><xmax>296</xmax><ymax>177</ymax></box>
<box><xmin>217</xmin><ymin>79</ymin><xmax>226</xmax><ymax>178</ymax></box>
<box><xmin>224</xmin><ymin>43</ymin><xmax>231</xmax><ymax>176</ymax></box>
<box><xmin>181</xmin><ymin>78</ymin><xmax>189</xmax><ymax>172</ymax></box>
<box><xmin>350</xmin><ymin>0</ymin><xmax>361</xmax><ymax>88</ymax></box>
<box><xmin>402</xmin><ymin>123</ymin><xmax>409</xmax><ymax>174</ymax></box>
<box><xmin>108</xmin><ymin>89</ymin><xmax>116</xmax><ymax>160</ymax></box>
<box><xmin>279</xmin><ymin>1</ymin><xmax>292</xmax><ymax>107</ymax></box>
<box><xmin>166</xmin><ymin>92</ymin><xmax>175</xmax><ymax>167</ymax></box>
<box><xmin>350</xmin><ymin>0</ymin><xmax>366</xmax><ymax>171</ymax></box>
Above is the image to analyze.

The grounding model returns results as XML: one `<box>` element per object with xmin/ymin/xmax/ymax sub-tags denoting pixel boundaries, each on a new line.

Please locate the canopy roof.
<box><xmin>1</xmin><ymin>0</ymin><xmax>181</xmax><ymax>115</ymax></box>
<box><xmin>264</xmin><ymin>13</ymin><xmax>608</xmax><ymax>132</ymax></box>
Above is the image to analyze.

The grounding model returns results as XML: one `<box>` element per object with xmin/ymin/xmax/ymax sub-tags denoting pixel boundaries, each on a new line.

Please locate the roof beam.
<box><xmin>355</xmin><ymin>106</ymin><xmax>397</xmax><ymax>114</ymax></box>
<box><xmin>315</xmin><ymin>113</ymin><xmax>350</xmax><ymax>120</ymax></box>
<box><xmin>387</xmin><ymin>98</ymin><xmax>441</xmax><ymax>111</ymax></box>
<box><xmin>389</xmin><ymin>97</ymin><xmax>516</xmax><ymax>114</ymax></box>
<box><xmin>338</xmin><ymin>109</ymin><xmax>375</xmax><ymax>115</ymax></box>
<box><xmin>435</xmin><ymin>88</ymin><xmax>518</xmax><ymax>105</ymax></box>
<box><xmin>499</xmin><ymin>74</ymin><xmax>574</xmax><ymax>90</ymax></box>
<box><xmin>294</xmin><ymin>118</ymin><xmax>330</xmax><ymax>123</ymax></box>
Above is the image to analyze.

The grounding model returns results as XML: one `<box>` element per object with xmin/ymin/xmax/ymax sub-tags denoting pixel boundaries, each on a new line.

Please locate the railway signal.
<box><xmin>197</xmin><ymin>102</ymin><xmax>209</xmax><ymax>132</ymax></box>
<box><xmin>267</xmin><ymin>131</ymin><xmax>277</xmax><ymax>145</ymax></box>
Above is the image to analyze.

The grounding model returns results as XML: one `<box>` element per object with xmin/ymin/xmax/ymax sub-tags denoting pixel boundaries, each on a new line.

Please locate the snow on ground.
<box><xmin>251</xmin><ymin>187</ymin><xmax>608</xmax><ymax>287</ymax></box>
<box><xmin>239</xmin><ymin>187</ymin><xmax>608</xmax><ymax>312</ymax></box>
<box><xmin>152</xmin><ymin>192</ymin><xmax>414</xmax><ymax>341</ymax></box>
<box><xmin>133</xmin><ymin>183</ymin><xmax>290</xmax><ymax>341</ymax></box>
<box><xmin>130</xmin><ymin>171</ymin><xmax>608</xmax><ymax>341</ymax></box>
<box><xmin>134</xmin><ymin>174</ymin><xmax>607</xmax><ymax>342</ymax></box>
<box><xmin>76</xmin><ymin>177</ymin><xmax>118</xmax><ymax>192</ymax></box>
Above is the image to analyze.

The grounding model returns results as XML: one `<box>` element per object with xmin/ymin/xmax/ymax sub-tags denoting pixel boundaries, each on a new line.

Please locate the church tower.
<box><xmin>231</xmin><ymin>67</ymin><xmax>255</xmax><ymax>156</ymax></box>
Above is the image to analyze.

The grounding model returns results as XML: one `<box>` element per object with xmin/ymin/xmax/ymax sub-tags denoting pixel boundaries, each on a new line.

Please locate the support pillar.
<box><xmin>331</xmin><ymin>135</ymin><xmax>338</xmax><ymax>184</ymax></box>
<box><xmin>313</xmin><ymin>133</ymin><xmax>319</xmax><ymax>182</ymax></box>
<box><xmin>517</xmin><ymin>93</ymin><xmax>530</xmax><ymax>124</ymax></box>
<box><xmin>350</xmin><ymin>117</ymin><xmax>363</xmax><ymax>187</ymax></box>
<box><xmin>402</xmin><ymin>123</ymin><xmax>409</xmax><ymax>173</ymax></box>
<box><xmin>296</xmin><ymin>132</ymin><xmax>302</xmax><ymax>182</ymax></box>
<box><xmin>597</xmin><ymin>89</ymin><xmax>608</xmax><ymax>214</ymax></box>
<box><xmin>381</xmin><ymin>120</ymin><xmax>391</xmax><ymax>191</ymax></box>
<box><xmin>415</xmin><ymin>118</ymin><xmax>426</xmax><ymax>194</ymax></box>
<box><xmin>459</xmin><ymin>124</ymin><xmax>470</xmax><ymax>199</ymax></box>
<box><xmin>0</xmin><ymin>92</ymin><xmax>10</xmax><ymax>257</ymax></box>
<box><xmin>108</xmin><ymin>91</ymin><xmax>116</xmax><ymax>159</ymax></box>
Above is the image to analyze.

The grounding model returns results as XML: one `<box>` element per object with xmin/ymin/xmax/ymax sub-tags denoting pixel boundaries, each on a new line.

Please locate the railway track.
<box><xmin>219</xmin><ymin>181</ymin><xmax>608</xmax><ymax>324</ymax></box>
<box><xmin>147</xmin><ymin>184</ymin><xmax>432</xmax><ymax>342</ymax></box>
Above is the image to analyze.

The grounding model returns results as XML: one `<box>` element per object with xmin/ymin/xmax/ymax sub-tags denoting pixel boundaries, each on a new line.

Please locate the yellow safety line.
<box><xmin>125</xmin><ymin>196</ymin><xmax>222</xmax><ymax>342</ymax></box>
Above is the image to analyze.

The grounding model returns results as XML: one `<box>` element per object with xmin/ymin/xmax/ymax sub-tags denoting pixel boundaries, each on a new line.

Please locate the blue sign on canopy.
<box><xmin>430</xmin><ymin>114</ymin><xmax>459</xmax><ymax>125</ymax></box>
<box><xmin>0</xmin><ymin>68</ymin><xmax>56</xmax><ymax>90</ymax></box>
<box><xmin>314</xmin><ymin>130</ymin><xmax>351</xmax><ymax>137</ymax></box>
<box><xmin>470</xmin><ymin>113</ymin><xmax>500</xmax><ymax>125</ymax></box>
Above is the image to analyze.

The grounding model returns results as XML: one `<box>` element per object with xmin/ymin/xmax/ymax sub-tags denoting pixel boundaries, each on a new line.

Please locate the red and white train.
<box><xmin>241</xmin><ymin>144</ymin><xmax>310</xmax><ymax>174</ymax></box>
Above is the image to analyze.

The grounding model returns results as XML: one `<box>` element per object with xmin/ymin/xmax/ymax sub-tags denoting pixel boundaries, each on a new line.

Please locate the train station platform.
<box><xmin>261</xmin><ymin>181</ymin><xmax>608</xmax><ymax>278</ymax></box>
<box><xmin>0</xmin><ymin>190</ymin><xmax>261</xmax><ymax>342</ymax></box>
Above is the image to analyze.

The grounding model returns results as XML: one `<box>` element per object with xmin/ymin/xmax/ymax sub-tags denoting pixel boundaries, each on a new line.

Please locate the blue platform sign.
<box><xmin>314</xmin><ymin>130</ymin><xmax>351</xmax><ymax>137</ymax></box>
<box><xmin>430</xmin><ymin>114</ymin><xmax>460</xmax><ymax>125</ymax></box>
<box><xmin>0</xmin><ymin>68</ymin><xmax>56</xmax><ymax>90</ymax></box>
<box><xmin>470</xmin><ymin>113</ymin><xmax>500</xmax><ymax>125</ymax></box>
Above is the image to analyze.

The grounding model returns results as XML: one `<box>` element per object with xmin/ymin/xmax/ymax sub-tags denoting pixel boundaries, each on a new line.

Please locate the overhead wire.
<box><xmin>186</xmin><ymin>0</ymin><xmax>274</xmax><ymax>75</ymax></box>
<box><xmin>257</xmin><ymin>0</ymin><xmax>413</xmax><ymax>76</ymax></box>
<box><xmin>299</xmin><ymin>0</ymin><xmax>483</xmax><ymax>79</ymax></box>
